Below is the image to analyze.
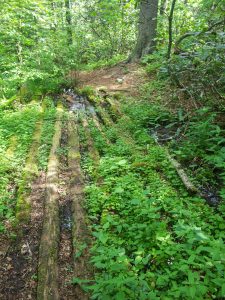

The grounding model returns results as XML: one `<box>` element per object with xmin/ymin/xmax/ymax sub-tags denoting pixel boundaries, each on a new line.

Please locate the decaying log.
<box><xmin>106</xmin><ymin>97</ymin><xmax>123</xmax><ymax>117</ymax></box>
<box><xmin>97</xmin><ymin>105</ymin><xmax>113</xmax><ymax>127</ymax></box>
<box><xmin>82</xmin><ymin>116</ymin><xmax>100</xmax><ymax>164</ymax></box>
<box><xmin>68</xmin><ymin>115</ymin><xmax>90</xmax><ymax>300</ymax></box>
<box><xmin>68</xmin><ymin>116</ymin><xmax>85</xmax><ymax>240</ymax></box>
<box><xmin>37</xmin><ymin>102</ymin><xmax>63</xmax><ymax>300</ymax></box>
<box><xmin>16</xmin><ymin>103</ymin><xmax>45</xmax><ymax>223</ymax></box>
<box><xmin>88</xmin><ymin>94</ymin><xmax>113</xmax><ymax>126</ymax></box>
<box><xmin>92</xmin><ymin>114</ymin><xmax>111</xmax><ymax>145</ymax></box>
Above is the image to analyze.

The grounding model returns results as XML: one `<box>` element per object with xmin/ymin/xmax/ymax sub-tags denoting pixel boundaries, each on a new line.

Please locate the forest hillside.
<box><xmin>0</xmin><ymin>1</ymin><xmax>225</xmax><ymax>299</ymax></box>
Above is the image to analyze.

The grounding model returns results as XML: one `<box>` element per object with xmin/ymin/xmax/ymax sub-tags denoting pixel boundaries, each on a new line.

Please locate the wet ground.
<box><xmin>62</xmin><ymin>89</ymin><xmax>95</xmax><ymax>114</ymax></box>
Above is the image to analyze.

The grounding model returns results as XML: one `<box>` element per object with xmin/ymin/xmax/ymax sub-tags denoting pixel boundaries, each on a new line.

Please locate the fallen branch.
<box><xmin>165</xmin><ymin>150</ymin><xmax>198</xmax><ymax>193</ymax></box>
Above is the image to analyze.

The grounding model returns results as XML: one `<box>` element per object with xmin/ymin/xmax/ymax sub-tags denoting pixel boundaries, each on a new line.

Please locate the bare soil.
<box><xmin>0</xmin><ymin>172</ymin><xmax>46</xmax><ymax>300</ymax></box>
<box><xmin>78</xmin><ymin>63</ymin><xmax>146</xmax><ymax>96</ymax></box>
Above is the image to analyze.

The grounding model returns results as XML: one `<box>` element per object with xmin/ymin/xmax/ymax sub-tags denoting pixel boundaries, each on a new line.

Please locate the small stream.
<box><xmin>63</xmin><ymin>89</ymin><xmax>95</xmax><ymax>114</ymax></box>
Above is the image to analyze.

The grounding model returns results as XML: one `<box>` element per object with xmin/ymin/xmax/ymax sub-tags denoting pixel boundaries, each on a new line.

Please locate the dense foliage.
<box><xmin>80</xmin><ymin>101</ymin><xmax>225</xmax><ymax>299</ymax></box>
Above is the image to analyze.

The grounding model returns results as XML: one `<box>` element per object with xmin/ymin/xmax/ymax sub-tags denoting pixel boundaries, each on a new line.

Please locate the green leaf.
<box><xmin>114</xmin><ymin>187</ymin><xmax>124</xmax><ymax>194</ymax></box>
<box><xmin>115</xmin><ymin>291</ymin><xmax>126</xmax><ymax>300</ymax></box>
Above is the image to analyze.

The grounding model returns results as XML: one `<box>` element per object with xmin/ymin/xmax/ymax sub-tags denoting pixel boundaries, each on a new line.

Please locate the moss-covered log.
<box><xmin>96</xmin><ymin>105</ymin><xmax>113</xmax><ymax>127</ymax></box>
<box><xmin>16</xmin><ymin>103</ymin><xmax>45</xmax><ymax>223</ymax></box>
<box><xmin>68</xmin><ymin>117</ymin><xmax>84</xmax><ymax>237</ymax></box>
<box><xmin>92</xmin><ymin>114</ymin><xmax>111</xmax><ymax>145</ymax></box>
<box><xmin>68</xmin><ymin>115</ymin><xmax>90</xmax><ymax>299</ymax></box>
<box><xmin>82</xmin><ymin>116</ymin><xmax>100</xmax><ymax>164</ymax></box>
<box><xmin>106</xmin><ymin>97</ymin><xmax>123</xmax><ymax>118</ymax></box>
<box><xmin>37</xmin><ymin>103</ymin><xmax>63</xmax><ymax>300</ymax></box>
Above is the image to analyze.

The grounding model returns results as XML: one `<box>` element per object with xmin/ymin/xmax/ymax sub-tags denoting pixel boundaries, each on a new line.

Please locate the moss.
<box><xmin>15</xmin><ymin>102</ymin><xmax>45</xmax><ymax>224</ymax></box>
<box><xmin>106</xmin><ymin>97</ymin><xmax>122</xmax><ymax>118</ymax></box>
<box><xmin>0</xmin><ymin>95</ymin><xmax>18</xmax><ymax>109</ymax></box>
<box><xmin>82</xmin><ymin>117</ymin><xmax>100</xmax><ymax>164</ymax></box>
<box><xmin>15</xmin><ymin>198</ymin><xmax>31</xmax><ymax>223</ymax></box>
<box><xmin>79</xmin><ymin>85</ymin><xmax>96</xmax><ymax>98</ymax></box>
<box><xmin>6</xmin><ymin>136</ymin><xmax>17</xmax><ymax>158</ymax></box>
<box><xmin>96</xmin><ymin>106</ymin><xmax>113</xmax><ymax>126</ymax></box>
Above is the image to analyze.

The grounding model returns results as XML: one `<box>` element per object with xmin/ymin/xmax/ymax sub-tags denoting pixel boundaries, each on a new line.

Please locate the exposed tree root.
<box><xmin>37</xmin><ymin>103</ymin><xmax>63</xmax><ymax>300</ymax></box>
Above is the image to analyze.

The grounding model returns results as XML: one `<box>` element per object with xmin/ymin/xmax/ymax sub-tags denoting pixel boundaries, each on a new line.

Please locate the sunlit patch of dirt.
<box><xmin>77</xmin><ymin>63</ymin><xmax>146</xmax><ymax>97</ymax></box>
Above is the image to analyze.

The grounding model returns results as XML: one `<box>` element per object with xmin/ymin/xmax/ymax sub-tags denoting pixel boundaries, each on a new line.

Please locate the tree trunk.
<box><xmin>129</xmin><ymin>0</ymin><xmax>159</xmax><ymax>61</ymax></box>
<box><xmin>65</xmin><ymin>0</ymin><xmax>72</xmax><ymax>45</ymax></box>
<box><xmin>167</xmin><ymin>0</ymin><xmax>177</xmax><ymax>59</ymax></box>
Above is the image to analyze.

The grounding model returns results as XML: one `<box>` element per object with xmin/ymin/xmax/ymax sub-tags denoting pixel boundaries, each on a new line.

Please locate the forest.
<box><xmin>0</xmin><ymin>0</ymin><xmax>225</xmax><ymax>299</ymax></box>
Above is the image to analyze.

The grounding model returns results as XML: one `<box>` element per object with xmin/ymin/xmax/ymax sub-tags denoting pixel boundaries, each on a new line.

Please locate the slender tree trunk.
<box><xmin>167</xmin><ymin>0</ymin><xmax>177</xmax><ymax>59</ymax></box>
<box><xmin>129</xmin><ymin>0</ymin><xmax>159</xmax><ymax>62</ymax></box>
<box><xmin>65</xmin><ymin>0</ymin><xmax>72</xmax><ymax>45</ymax></box>
<box><xmin>120</xmin><ymin>0</ymin><xmax>125</xmax><ymax>52</ymax></box>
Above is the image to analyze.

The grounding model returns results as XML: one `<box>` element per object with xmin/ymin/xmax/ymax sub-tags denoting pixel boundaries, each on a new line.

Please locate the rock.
<box><xmin>7</xmin><ymin>264</ymin><xmax>13</xmax><ymax>270</ymax></box>
<box><xmin>21</xmin><ymin>244</ymin><xmax>29</xmax><ymax>255</ymax></box>
<box><xmin>116</xmin><ymin>78</ymin><xmax>124</xmax><ymax>84</ymax></box>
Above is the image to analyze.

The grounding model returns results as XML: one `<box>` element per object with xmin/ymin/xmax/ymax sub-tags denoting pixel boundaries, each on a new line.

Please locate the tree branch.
<box><xmin>174</xmin><ymin>19</ymin><xmax>225</xmax><ymax>53</ymax></box>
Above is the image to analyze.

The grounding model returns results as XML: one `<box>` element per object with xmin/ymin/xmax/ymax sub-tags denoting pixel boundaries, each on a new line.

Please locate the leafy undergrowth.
<box><xmin>81</xmin><ymin>102</ymin><xmax>225</xmax><ymax>299</ymax></box>
<box><xmin>127</xmin><ymin>100</ymin><xmax>225</xmax><ymax>197</ymax></box>
<box><xmin>0</xmin><ymin>99</ymin><xmax>56</xmax><ymax>232</ymax></box>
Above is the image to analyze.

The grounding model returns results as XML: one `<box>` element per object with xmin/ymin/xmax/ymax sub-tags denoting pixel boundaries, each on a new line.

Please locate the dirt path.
<box><xmin>78</xmin><ymin>63</ymin><xmax>146</xmax><ymax>96</ymax></box>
